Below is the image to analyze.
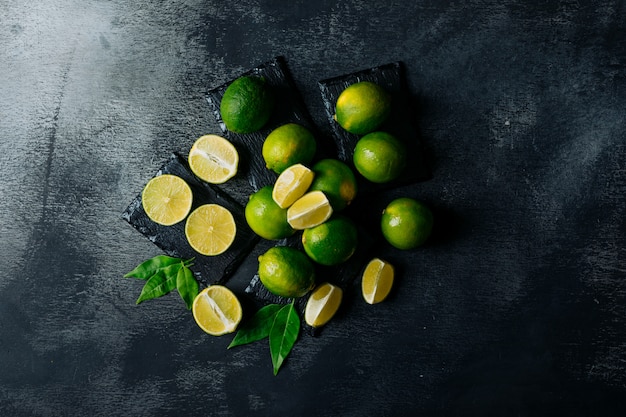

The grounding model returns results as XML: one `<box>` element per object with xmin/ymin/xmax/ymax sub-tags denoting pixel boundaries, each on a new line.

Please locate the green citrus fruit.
<box><xmin>220</xmin><ymin>76</ymin><xmax>274</xmax><ymax>134</ymax></box>
<box><xmin>262</xmin><ymin>123</ymin><xmax>317</xmax><ymax>174</ymax></box>
<box><xmin>353</xmin><ymin>131</ymin><xmax>406</xmax><ymax>183</ymax></box>
<box><xmin>334</xmin><ymin>81</ymin><xmax>391</xmax><ymax>135</ymax></box>
<box><xmin>302</xmin><ymin>215</ymin><xmax>358</xmax><ymax>266</ymax></box>
<box><xmin>258</xmin><ymin>246</ymin><xmax>316</xmax><ymax>298</ymax></box>
<box><xmin>245</xmin><ymin>186</ymin><xmax>295</xmax><ymax>240</ymax></box>
<box><xmin>381</xmin><ymin>197</ymin><xmax>433</xmax><ymax>250</ymax></box>
<box><xmin>308</xmin><ymin>159</ymin><xmax>357</xmax><ymax>211</ymax></box>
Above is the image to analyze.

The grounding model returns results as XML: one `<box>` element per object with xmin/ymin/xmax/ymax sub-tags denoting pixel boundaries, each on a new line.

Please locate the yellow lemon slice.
<box><xmin>361</xmin><ymin>258</ymin><xmax>394</xmax><ymax>304</ymax></box>
<box><xmin>286</xmin><ymin>190</ymin><xmax>333</xmax><ymax>230</ymax></box>
<box><xmin>185</xmin><ymin>204</ymin><xmax>236</xmax><ymax>256</ymax></box>
<box><xmin>141</xmin><ymin>174</ymin><xmax>193</xmax><ymax>226</ymax></box>
<box><xmin>304</xmin><ymin>282</ymin><xmax>343</xmax><ymax>328</ymax></box>
<box><xmin>272</xmin><ymin>163</ymin><xmax>315</xmax><ymax>209</ymax></box>
<box><xmin>192</xmin><ymin>285</ymin><xmax>242</xmax><ymax>335</ymax></box>
<box><xmin>188</xmin><ymin>134</ymin><xmax>239</xmax><ymax>184</ymax></box>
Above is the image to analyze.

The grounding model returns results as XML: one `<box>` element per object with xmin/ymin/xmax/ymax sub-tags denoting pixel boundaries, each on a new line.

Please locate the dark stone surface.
<box><xmin>1</xmin><ymin>1</ymin><xmax>625</xmax><ymax>415</ymax></box>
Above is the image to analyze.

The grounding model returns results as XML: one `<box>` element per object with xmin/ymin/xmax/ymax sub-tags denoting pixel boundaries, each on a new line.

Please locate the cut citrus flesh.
<box><xmin>192</xmin><ymin>285</ymin><xmax>242</xmax><ymax>335</ymax></box>
<box><xmin>188</xmin><ymin>134</ymin><xmax>239</xmax><ymax>184</ymax></box>
<box><xmin>361</xmin><ymin>258</ymin><xmax>394</xmax><ymax>304</ymax></box>
<box><xmin>185</xmin><ymin>204</ymin><xmax>236</xmax><ymax>256</ymax></box>
<box><xmin>141</xmin><ymin>174</ymin><xmax>193</xmax><ymax>226</ymax></box>
<box><xmin>305</xmin><ymin>282</ymin><xmax>343</xmax><ymax>327</ymax></box>
<box><xmin>287</xmin><ymin>190</ymin><xmax>333</xmax><ymax>230</ymax></box>
<box><xmin>272</xmin><ymin>163</ymin><xmax>315</xmax><ymax>209</ymax></box>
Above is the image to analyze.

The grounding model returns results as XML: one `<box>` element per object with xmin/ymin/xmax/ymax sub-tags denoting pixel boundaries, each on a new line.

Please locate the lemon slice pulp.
<box><xmin>304</xmin><ymin>282</ymin><xmax>343</xmax><ymax>328</ymax></box>
<box><xmin>185</xmin><ymin>204</ymin><xmax>236</xmax><ymax>256</ymax></box>
<box><xmin>286</xmin><ymin>190</ymin><xmax>333</xmax><ymax>230</ymax></box>
<box><xmin>361</xmin><ymin>258</ymin><xmax>394</xmax><ymax>304</ymax></box>
<box><xmin>188</xmin><ymin>134</ymin><xmax>239</xmax><ymax>184</ymax></box>
<box><xmin>141</xmin><ymin>174</ymin><xmax>193</xmax><ymax>226</ymax></box>
<box><xmin>192</xmin><ymin>286</ymin><xmax>242</xmax><ymax>335</ymax></box>
<box><xmin>272</xmin><ymin>163</ymin><xmax>315</xmax><ymax>209</ymax></box>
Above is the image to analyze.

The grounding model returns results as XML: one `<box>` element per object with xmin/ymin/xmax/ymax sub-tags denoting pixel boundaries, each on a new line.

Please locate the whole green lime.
<box><xmin>308</xmin><ymin>159</ymin><xmax>358</xmax><ymax>211</ymax></box>
<box><xmin>334</xmin><ymin>81</ymin><xmax>391</xmax><ymax>135</ymax></box>
<box><xmin>381</xmin><ymin>197</ymin><xmax>433</xmax><ymax>250</ymax></box>
<box><xmin>258</xmin><ymin>246</ymin><xmax>316</xmax><ymax>298</ymax></box>
<box><xmin>262</xmin><ymin>123</ymin><xmax>317</xmax><ymax>174</ymax></box>
<box><xmin>220</xmin><ymin>76</ymin><xmax>274</xmax><ymax>134</ymax></box>
<box><xmin>302</xmin><ymin>215</ymin><xmax>358</xmax><ymax>266</ymax></box>
<box><xmin>353</xmin><ymin>131</ymin><xmax>406</xmax><ymax>183</ymax></box>
<box><xmin>245</xmin><ymin>186</ymin><xmax>295</xmax><ymax>240</ymax></box>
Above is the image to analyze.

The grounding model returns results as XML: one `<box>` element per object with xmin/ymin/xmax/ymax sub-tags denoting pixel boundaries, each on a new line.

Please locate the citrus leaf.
<box><xmin>269</xmin><ymin>303</ymin><xmax>300</xmax><ymax>375</ymax></box>
<box><xmin>176</xmin><ymin>265</ymin><xmax>198</xmax><ymax>310</ymax></box>
<box><xmin>228</xmin><ymin>304</ymin><xmax>282</xmax><ymax>349</ymax></box>
<box><xmin>124</xmin><ymin>255</ymin><xmax>183</xmax><ymax>280</ymax></box>
<box><xmin>136</xmin><ymin>263</ymin><xmax>181</xmax><ymax>304</ymax></box>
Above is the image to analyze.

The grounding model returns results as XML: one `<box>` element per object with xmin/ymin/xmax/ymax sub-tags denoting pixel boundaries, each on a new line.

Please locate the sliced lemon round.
<box><xmin>361</xmin><ymin>258</ymin><xmax>394</xmax><ymax>304</ymax></box>
<box><xmin>141</xmin><ymin>174</ymin><xmax>193</xmax><ymax>226</ymax></box>
<box><xmin>192</xmin><ymin>285</ymin><xmax>242</xmax><ymax>335</ymax></box>
<box><xmin>286</xmin><ymin>190</ymin><xmax>333</xmax><ymax>230</ymax></box>
<box><xmin>304</xmin><ymin>282</ymin><xmax>343</xmax><ymax>328</ymax></box>
<box><xmin>188</xmin><ymin>134</ymin><xmax>239</xmax><ymax>184</ymax></box>
<box><xmin>185</xmin><ymin>204</ymin><xmax>236</xmax><ymax>256</ymax></box>
<box><xmin>272</xmin><ymin>163</ymin><xmax>315</xmax><ymax>209</ymax></box>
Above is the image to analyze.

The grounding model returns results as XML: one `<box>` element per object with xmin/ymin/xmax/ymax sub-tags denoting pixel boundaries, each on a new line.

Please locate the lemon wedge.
<box><xmin>286</xmin><ymin>190</ymin><xmax>333</xmax><ymax>230</ymax></box>
<box><xmin>304</xmin><ymin>282</ymin><xmax>343</xmax><ymax>328</ymax></box>
<box><xmin>272</xmin><ymin>163</ymin><xmax>315</xmax><ymax>209</ymax></box>
<box><xmin>361</xmin><ymin>258</ymin><xmax>394</xmax><ymax>304</ymax></box>
<box><xmin>188</xmin><ymin>134</ymin><xmax>239</xmax><ymax>184</ymax></box>
<box><xmin>192</xmin><ymin>286</ymin><xmax>242</xmax><ymax>335</ymax></box>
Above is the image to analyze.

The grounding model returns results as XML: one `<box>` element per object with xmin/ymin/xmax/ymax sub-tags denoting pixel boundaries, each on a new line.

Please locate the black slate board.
<box><xmin>206</xmin><ymin>56</ymin><xmax>335</xmax><ymax>205</ymax></box>
<box><xmin>122</xmin><ymin>153</ymin><xmax>259</xmax><ymax>286</ymax></box>
<box><xmin>318</xmin><ymin>62</ymin><xmax>431</xmax><ymax>194</ymax></box>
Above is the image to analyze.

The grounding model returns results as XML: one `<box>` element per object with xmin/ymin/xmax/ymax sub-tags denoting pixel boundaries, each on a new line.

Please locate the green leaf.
<box><xmin>136</xmin><ymin>263</ymin><xmax>181</xmax><ymax>304</ymax></box>
<box><xmin>124</xmin><ymin>255</ymin><xmax>183</xmax><ymax>280</ymax></box>
<box><xmin>269</xmin><ymin>303</ymin><xmax>300</xmax><ymax>376</ymax></box>
<box><xmin>176</xmin><ymin>265</ymin><xmax>198</xmax><ymax>310</ymax></box>
<box><xmin>228</xmin><ymin>304</ymin><xmax>282</xmax><ymax>349</ymax></box>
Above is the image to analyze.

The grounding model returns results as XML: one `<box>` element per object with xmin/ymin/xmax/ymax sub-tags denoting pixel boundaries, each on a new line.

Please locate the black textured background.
<box><xmin>1</xmin><ymin>1</ymin><xmax>625</xmax><ymax>416</ymax></box>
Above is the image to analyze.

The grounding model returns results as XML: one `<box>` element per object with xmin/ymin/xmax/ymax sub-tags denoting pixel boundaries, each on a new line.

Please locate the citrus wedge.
<box><xmin>141</xmin><ymin>174</ymin><xmax>193</xmax><ymax>226</ymax></box>
<box><xmin>188</xmin><ymin>134</ymin><xmax>239</xmax><ymax>184</ymax></box>
<box><xmin>361</xmin><ymin>258</ymin><xmax>394</xmax><ymax>304</ymax></box>
<box><xmin>185</xmin><ymin>204</ymin><xmax>236</xmax><ymax>256</ymax></box>
<box><xmin>305</xmin><ymin>282</ymin><xmax>343</xmax><ymax>328</ymax></box>
<box><xmin>272</xmin><ymin>163</ymin><xmax>315</xmax><ymax>209</ymax></box>
<box><xmin>287</xmin><ymin>190</ymin><xmax>333</xmax><ymax>230</ymax></box>
<box><xmin>192</xmin><ymin>285</ymin><xmax>242</xmax><ymax>335</ymax></box>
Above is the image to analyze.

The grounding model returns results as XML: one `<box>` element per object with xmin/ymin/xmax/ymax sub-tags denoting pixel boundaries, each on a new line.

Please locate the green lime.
<box><xmin>245</xmin><ymin>186</ymin><xmax>295</xmax><ymax>240</ymax></box>
<box><xmin>308</xmin><ymin>159</ymin><xmax>357</xmax><ymax>211</ymax></box>
<box><xmin>334</xmin><ymin>81</ymin><xmax>391</xmax><ymax>135</ymax></box>
<box><xmin>258</xmin><ymin>246</ymin><xmax>316</xmax><ymax>298</ymax></box>
<box><xmin>262</xmin><ymin>123</ymin><xmax>317</xmax><ymax>174</ymax></box>
<box><xmin>381</xmin><ymin>197</ymin><xmax>433</xmax><ymax>250</ymax></box>
<box><xmin>220</xmin><ymin>76</ymin><xmax>274</xmax><ymax>134</ymax></box>
<box><xmin>353</xmin><ymin>131</ymin><xmax>406</xmax><ymax>183</ymax></box>
<box><xmin>302</xmin><ymin>215</ymin><xmax>358</xmax><ymax>266</ymax></box>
